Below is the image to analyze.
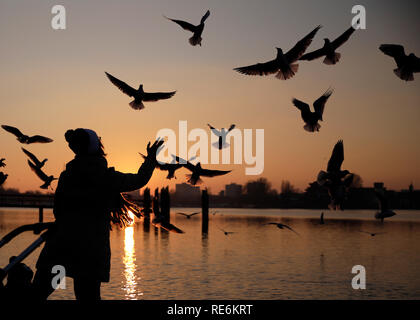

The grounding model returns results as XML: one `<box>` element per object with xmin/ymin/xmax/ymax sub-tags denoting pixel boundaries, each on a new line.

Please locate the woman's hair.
<box><xmin>65</xmin><ymin>128</ymin><xmax>106</xmax><ymax>157</ymax></box>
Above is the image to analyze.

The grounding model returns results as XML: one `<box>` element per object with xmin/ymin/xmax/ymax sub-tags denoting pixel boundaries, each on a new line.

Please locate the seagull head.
<box><xmin>323</xmin><ymin>38</ymin><xmax>331</xmax><ymax>45</ymax></box>
<box><xmin>275</xmin><ymin>47</ymin><xmax>283</xmax><ymax>54</ymax></box>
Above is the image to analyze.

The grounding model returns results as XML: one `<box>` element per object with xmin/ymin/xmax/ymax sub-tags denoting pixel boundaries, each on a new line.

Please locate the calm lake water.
<box><xmin>0</xmin><ymin>208</ymin><xmax>419</xmax><ymax>300</ymax></box>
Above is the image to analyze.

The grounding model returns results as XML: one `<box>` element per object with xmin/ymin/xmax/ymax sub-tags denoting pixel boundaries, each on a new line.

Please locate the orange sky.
<box><xmin>0</xmin><ymin>0</ymin><xmax>419</xmax><ymax>194</ymax></box>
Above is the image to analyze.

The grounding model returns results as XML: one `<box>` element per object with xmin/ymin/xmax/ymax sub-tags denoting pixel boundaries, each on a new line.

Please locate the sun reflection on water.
<box><xmin>123</xmin><ymin>224</ymin><xmax>141</xmax><ymax>299</ymax></box>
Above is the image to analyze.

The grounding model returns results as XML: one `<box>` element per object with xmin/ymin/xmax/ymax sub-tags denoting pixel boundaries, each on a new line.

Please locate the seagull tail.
<box><xmin>129</xmin><ymin>100</ymin><xmax>145</xmax><ymax>110</ymax></box>
<box><xmin>324</xmin><ymin>52</ymin><xmax>341</xmax><ymax>65</ymax></box>
<box><xmin>189</xmin><ymin>35</ymin><xmax>202</xmax><ymax>46</ymax></box>
<box><xmin>394</xmin><ymin>68</ymin><xmax>414</xmax><ymax>81</ymax></box>
<box><xmin>304</xmin><ymin>123</ymin><xmax>321</xmax><ymax>132</ymax></box>
<box><xmin>276</xmin><ymin>64</ymin><xmax>299</xmax><ymax>80</ymax></box>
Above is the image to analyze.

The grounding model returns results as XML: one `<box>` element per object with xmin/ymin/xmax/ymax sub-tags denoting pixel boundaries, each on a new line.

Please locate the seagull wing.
<box><xmin>176</xmin><ymin>212</ymin><xmax>188</xmax><ymax>217</ymax></box>
<box><xmin>27</xmin><ymin>135</ymin><xmax>53</xmax><ymax>144</ymax></box>
<box><xmin>2</xmin><ymin>125</ymin><xmax>24</xmax><ymax>138</ymax></box>
<box><xmin>379</xmin><ymin>44</ymin><xmax>406</xmax><ymax>68</ymax></box>
<box><xmin>292</xmin><ymin>98</ymin><xmax>311</xmax><ymax>115</ymax></box>
<box><xmin>331</xmin><ymin>26</ymin><xmax>356</xmax><ymax>50</ymax></box>
<box><xmin>285</xmin><ymin>25</ymin><xmax>322</xmax><ymax>62</ymax></box>
<box><xmin>201</xmin><ymin>10</ymin><xmax>210</xmax><ymax>24</ymax></box>
<box><xmin>327</xmin><ymin>140</ymin><xmax>344</xmax><ymax>173</ymax></box>
<box><xmin>283</xmin><ymin>224</ymin><xmax>300</xmax><ymax>235</ymax></box>
<box><xmin>164</xmin><ymin>16</ymin><xmax>196</xmax><ymax>32</ymax></box>
<box><xmin>208</xmin><ymin>124</ymin><xmax>221</xmax><ymax>136</ymax></box>
<box><xmin>199</xmin><ymin>168</ymin><xmax>231</xmax><ymax>177</ymax></box>
<box><xmin>234</xmin><ymin>58</ymin><xmax>279</xmax><ymax>76</ymax></box>
<box><xmin>105</xmin><ymin>72</ymin><xmax>137</xmax><ymax>97</ymax></box>
<box><xmin>174</xmin><ymin>156</ymin><xmax>196</xmax><ymax>171</ymax></box>
<box><xmin>142</xmin><ymin>91</ymin><xmax>176</xmax><ymax>102</ymax></box>
<box><xmin>190</xmin><ymin>212</ymin><xmax>200</xmax><ymax>217</ymax></box>
<box><xmin>313</xmin><ymin>88</ymin><xmax>333</xmax><ymax>121</ymax></box>
<box><xmin>228</xmin><ymin>124</ymin><xmax>236</xmax><ymax>132</ymax></box>
<box><xmin>299</xmin><ymin>47</ymin><xmax>326</xmax><ymax>61</ymax></box>
<box><xmin>27</xmin><ymin>160</ymin><xmax>49</xmax><ymax>182</ymax></box>
<box><xmin>358</xmin><ymin>230</ymin><xmax>371</xmax><ymax>235</ymax></box>
<box><xmin>21</xmin><ymin>148</ymin><xmax>40</xmax><ymax>165</ymax></box>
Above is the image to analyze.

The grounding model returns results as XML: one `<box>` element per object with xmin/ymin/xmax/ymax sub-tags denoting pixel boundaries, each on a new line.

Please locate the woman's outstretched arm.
<box><xmin>108</xmin><ymin>139</ymin><xmax>164</xmax><ymax>193</ymax></box>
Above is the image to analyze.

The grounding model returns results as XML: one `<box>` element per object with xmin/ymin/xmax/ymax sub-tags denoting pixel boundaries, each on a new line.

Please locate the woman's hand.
<box><xmin>146</xmin><ymin>138</ymin><xmax>164</xmax><ymax>163</ymax></box>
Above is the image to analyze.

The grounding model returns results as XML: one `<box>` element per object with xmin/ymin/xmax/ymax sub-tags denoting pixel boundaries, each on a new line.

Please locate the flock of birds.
<box><xmin>0</xmin><ymin>9</ymin><xmax>417</xmax><ymax>230</ymax></box>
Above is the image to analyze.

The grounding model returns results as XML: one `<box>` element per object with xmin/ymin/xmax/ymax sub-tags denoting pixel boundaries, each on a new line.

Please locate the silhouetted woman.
<box><xmin>32</xmin><ymin>128</ymin><xmax>162</xmax><ymax>300</ymax></box>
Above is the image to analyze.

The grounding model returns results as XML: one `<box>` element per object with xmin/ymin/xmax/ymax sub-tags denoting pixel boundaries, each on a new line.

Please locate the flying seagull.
<box><xmin>174</xmin><ymin>156</ymin><xmax>231</xmax><ymax>185</ymax></box>
<box><xmin>176</xmin><ymin>212</ymin><xmax>200</xmax><ymax>219</ymax></box>
<box><xmin>0</xmin><ymin>172</ymin><xmax>7</xmax><ymax>186</ymax></box>
<box><xmin>164</xmin><ymin>10</ymin><xmax>210</xmax><ymax>46</ymax></box>
<box><xmin>21</xmin><ymin>148</ymin><xmax>47</xmax><ymax>169</ymax></box>
<box><xmin>208</xmin><ymin>124</ymin><xmax>236</xmax><ymax>149</ymax></box>
<box><xmin>317</xmin><ymin>140</ymin><xmax>354</xmax><ymax>210</ymax></box>
<box><xmin>379</xmin><ymin>44</ymin><xmax>420</xmax><ymax>81</ymax></box>
<box><xmin>27</xmin><ymin>160</ymin><xmax>57</xmax><ymax>189</ymax></box>
<box><xmin>300</xmin><ymin>26</ymin><xmax>356</xmax><ymax>65</ymax></box>
<box><xmin>265</xmin><ymin>222</ymin><xmax>299</xmax><ymax>235</ymax></box>
<box><xmin>2</xmin><ymin>125</ymin><xmax>53</xmax><ymax>144</ymax></box>
<box><xmin>292</xmin><ymin>88</ymin><xmax>333</xmax><ymax>132</ymax></box>
<box><xmin>139</xmin><ymin>153</ymin><xmax>196</xmax><ymax>180</ymax></box>
<box><xmin>234</xmin><ymin>25</ymin><xmax>321</xmax><ymax>80</ymax></box>
<box><xmin>105</xmin><ymin>72</ymin><xmax>176</xmax><ymax>110</ymax></box>
<box><xmin>374</xmin><ymin>189</ymin><xmax>397</xmax><ymax>222</ymax></box>
<box><xmin>218</xmin><ymin>226</ymin><xmax>235</xmax><ymax>236</ymax></box>
<box><xmin>358</xmin><ymin>230</ymin><xmax>387</xmax><ymax>237</ymax></box>
<box><xmin>0</xmin><ymin>158</ymin><xmax>5</xmax><ymax>168</ymax></box>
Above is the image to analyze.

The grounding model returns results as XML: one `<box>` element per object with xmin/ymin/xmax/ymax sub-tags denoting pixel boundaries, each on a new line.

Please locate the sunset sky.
<box><xmin>0</xmin><ymin>0</ymin><xmax>419</xmax><ymax>194</ymax></box>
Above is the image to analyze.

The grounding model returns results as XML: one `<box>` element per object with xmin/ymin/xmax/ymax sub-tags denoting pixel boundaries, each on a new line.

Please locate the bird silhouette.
<box><xmin>176</xmin><ymin>212</ymin><xmax>200</xmax><ymax>219</ymax></box>
<box><xmin>379</xmin><ymin>44</ymin><xmax>420</xmax><ymax>81</ymax></box>
<box><xmin>218</xmin><ymin>226</ymin><xmax>235</xmax><ymax>236</ymax></box>
<box><xmin>164</xmin><ymin>10</ymin><xmax>210</xmax><ymax>46</ymax></box>
<box><xmin>139</xmin><ymin>153</ymin><xmax>197</xmax><ymax>180</ymax></box>
<box><xmin>292</xmin><ymin>88</ymin><xmax>333</xmax><ymax>132</ymax></box>
<box><xmin>2</xmin><ymin>125</ymin><xmax>53</xmax><ymax>144</ymax></box>
<box><xmin>208</xmin><ymin>124</ymin><xmax>236</xmax><ymax>149</ymax></box>
<box><xmin>320</xmin><ymin>212</ymin><xmax>325</xmax><ymax>225</ymax></box>
<box><xmin>174</xmin><ymin>156</ymin><xmax>231</xmax><ymax>185</ymax></box>
<box><xmin>0</xmin><ymin>172</ymin><xmax>8</xmax><ymax>186</ymax></box>
<box><xmin>374</xmin><ymin>189</ymin><xmax>397</xmax><ymax>222</ymax></box>
<box><xmin>21</xmin><ymin>148</ymin><xmax>47</xmax><ymax>169</ymax></box>
<box><xmin>105</xmin><ymin>72</ymin><xmax>176</xmax><ymax>110</ymax></box>
<box><xmin>358</xmin><ymin>230</ymin><xmax>387</xmax><ymax>237</ymax></box>
<box><xmin>317</xmin><ymin>140</ymin><xmax>354</xmax><ymax>210</ymax></box>
<box><xmin>265</xmin><ymin>222</ymin><xmax>299</xmax><ymax>235</ymax></box>
<box><xmin>234</xmin><ymin>25</ymin><xmax>321</xmax><ymax>80</ymax></box>
<box><xmin>0</xmin><ymin>158</ymin><xmax>5</xmax><ymax>168</ymax></box>
<box><xmin>27</xmin><ymin>160</ymin><xmax>57</xmax><ymax>189</ymax></box>
<box><xmin>300</xmin><ymin>26</ymin><xmax>356</xmax><ymax>65</ymax></box>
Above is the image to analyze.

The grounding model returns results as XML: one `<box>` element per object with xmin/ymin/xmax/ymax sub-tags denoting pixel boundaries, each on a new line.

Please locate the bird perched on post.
<box><xmin>21</xmin><ymin>148</ymin><xmax>47</xmax><ymax>169</ymax></box>
<box><xmin>27</xmin><ymin>160</ymin><xmax>57</xmax><ymax>189</ymax></box>
<box><xmin>2</xmin><ymin>125</ymin><xmax>53</xmax><ymax>144</ymax></box>
<box><xmin>105</xmin><ymin>72</ymin><xmax>176</xmax><ymax>110</ymax></box>
<box><xmin>292</xmin><ymin>88</ymin><xmax>333</xmax><ymax>132</ymax></box>
<box><xmin>164</xmin><ymin>10</ymin><xmax>210</xmax><ymax>46</ymax></box>
<box><xmin>317</xmin><ymin>140</ymin><xmax>354</xmax><ymax>210</ymax></box>
<box><xmin>207</xmin><ymin>124</ymin><xmax>236</xmax><ymax>149</ymax></box>
<box><xmin>374</xmin><ymin>189</ymin><xmax>397</xmax><ymax>222</ymax></box>
<box><xmin>300</xmin><ymin>26</ymin><xmax>356</xmax><ymax>65</ymax></box>
<box><xmin>379</xmin><ymin>44</ymin><xmax>420</xmax><ymax>81</ymax></box>
<box><xmin>234</xmin><ymin>25</ymin><xmax>321</xmax><ymax>80</ymax></box>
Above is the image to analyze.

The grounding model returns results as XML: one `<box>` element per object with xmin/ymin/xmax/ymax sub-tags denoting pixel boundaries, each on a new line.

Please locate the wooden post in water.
<box><xmin>152</xmin><ymin>189</ymin><xmax>160</xmax><ymax>235</ymax></box>
<box><xmin>160</xmin><ymin>187</ymin><xmax>170</xmax><ymax>224</ymax></box>
<box><xmin>38</xmin><ymin>207</ymin><xmax>44</xmax><ymax>223</ymax></box>
<box><xmin>202</xmin><ymin>189</ymin><xmax>209</xmax><ymax>233</ymax></box>
<box><xmin>142</xmin><ymin>188</ymin><xmax>151</xmax><ymax>231</ymax></box>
